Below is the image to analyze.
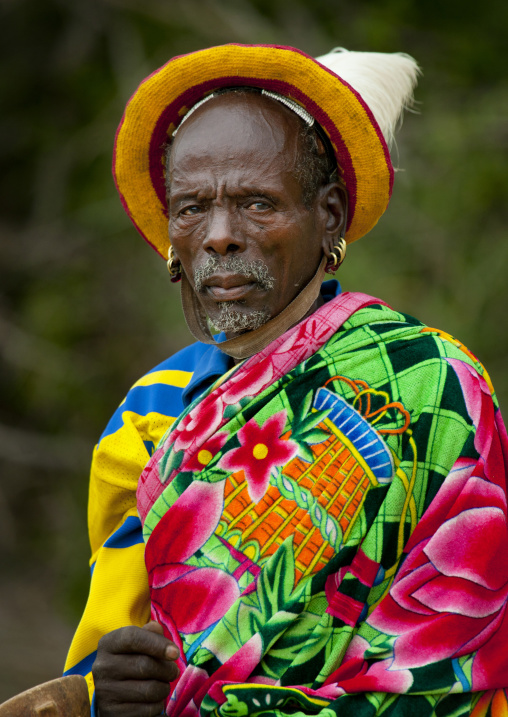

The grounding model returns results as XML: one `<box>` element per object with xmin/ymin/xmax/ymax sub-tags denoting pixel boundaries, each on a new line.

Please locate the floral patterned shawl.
<box><xmin>137</xmin><ymin>291</ymin><xmax>508</xmax><ymax>717</ymax></box>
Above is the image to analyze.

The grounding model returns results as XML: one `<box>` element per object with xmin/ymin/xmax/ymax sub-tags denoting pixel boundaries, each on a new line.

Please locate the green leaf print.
<box><xmin>297</xmin><ymin>443</ymin><xmax>315</xmax><ymax>463</ymax></box>
<box><xmin>159</xmin><ymin>446</ymin><xmax>183</xmax><ymax>481</ymax></box>
<box><xmin>299</xmin><ymin>428</ymin><xmax>331</xmax><ymax>444</ymax></box>
<box><xmin>294</xmin><ymin>390</ymin><xmax>313</xmax><ymax>425</ymax></box>
<box><xmin>256</xmin><ymin>540</ymin><xmax>296</xmax><ymax>620</ymax></box>
<box><xmin>297</xmin><ymin>408</ymin><xmax>331</xmax><ymax>435</ymax></box>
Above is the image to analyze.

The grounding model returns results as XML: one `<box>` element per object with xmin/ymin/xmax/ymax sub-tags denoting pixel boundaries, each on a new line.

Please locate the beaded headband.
<box><xmin>172</xmin><ymin>88</ymin><xmax>315</xmax><ymax>139</ymax></box>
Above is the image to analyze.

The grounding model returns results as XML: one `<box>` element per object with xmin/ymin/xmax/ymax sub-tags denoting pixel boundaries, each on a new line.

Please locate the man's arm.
<box><xmin>65</xmin><ymin>358</ymin><xmax>195</xmax><ymax>705</ymax></box>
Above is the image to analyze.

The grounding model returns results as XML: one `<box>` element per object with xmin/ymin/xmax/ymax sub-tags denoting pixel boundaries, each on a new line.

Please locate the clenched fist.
<box><xmin>92</xmin><ymin>621</ymin><xmax>180</xmax><ymax>716</ymax></box>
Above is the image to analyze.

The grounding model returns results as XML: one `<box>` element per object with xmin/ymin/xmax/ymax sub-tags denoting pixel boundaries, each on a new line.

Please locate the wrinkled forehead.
<box><xmin>168</xmin><ymin>91</ymin><xmax>303</xmax><ymax>172</ymax></box>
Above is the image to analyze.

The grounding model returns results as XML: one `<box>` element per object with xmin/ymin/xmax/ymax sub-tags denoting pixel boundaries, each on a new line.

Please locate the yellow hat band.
<box><xmin>114</xmin><ymin>44</ymin><xmax>393</xmax><ymax>258</ymax></box>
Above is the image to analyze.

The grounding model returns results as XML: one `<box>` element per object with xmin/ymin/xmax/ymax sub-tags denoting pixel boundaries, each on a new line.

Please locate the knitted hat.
<box><xmin>114</xmin><ymin>44</ymin><xmax>419</xmax><ymax>258</ymax></box>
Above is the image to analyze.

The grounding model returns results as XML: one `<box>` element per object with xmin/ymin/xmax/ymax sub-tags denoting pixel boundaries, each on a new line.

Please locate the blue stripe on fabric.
<box><xmin>103</xmin><ymin>516</ymin><xmax>143</xmax><ymax>549</ymax></box>
<box><xmin>182</xmin><ymin>342</ymin><xmax>232</xmax><ymax>407</ymax></box>
<box><xmin>100</xmin><ymin>383</ymin><xmax>185</xmax><ymax>441</ymax></box>
<box><xmin>143</xmin><ymin>440</ymin><xmax>155</xmax><ymax>456</ymax></box>
<box><xmin>314</xmin><ymin>387</ymin><xmax>393</xmax><ymax>481</ymax></box>
<box><xmin>144</xmin><ymin>341</ymin><xmax>212</xmax><ymax>374</ymax></box>
<box><xmin>321</xmin><ymin>279</ymin><xmax>341</xmax><ymax>302</ymax></box>
<box><xmin>64</xmin><ymin>650</ymin><xmax>97</xmax><ymax>677</ymax></box>
<box><xmin>185</xmin><ymin>620</ymin><xmax>219</xmax><ymax>660</ymax></box>
<box><xmin>452</xmin><ymin>658</ymin><xmax>470</xmax><ymax>691</ymax></box>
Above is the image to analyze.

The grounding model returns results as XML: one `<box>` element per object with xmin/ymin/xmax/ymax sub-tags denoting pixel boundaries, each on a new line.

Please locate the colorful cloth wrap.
<box><xmin>136</xmin><ymin>291</ymin><xmax>508</xmax><ymax>717</ymax></box>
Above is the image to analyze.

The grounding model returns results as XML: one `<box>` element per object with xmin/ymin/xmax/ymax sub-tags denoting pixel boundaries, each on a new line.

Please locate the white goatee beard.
<box><xmin>195</xmin><ymin>254</ymin><xmax>274</xmax><ymax>334</ymax></box>
<box><xmin>210</xmin><ymin>303</ymin><xmax>270</xmax><ymax>333</ymax></box>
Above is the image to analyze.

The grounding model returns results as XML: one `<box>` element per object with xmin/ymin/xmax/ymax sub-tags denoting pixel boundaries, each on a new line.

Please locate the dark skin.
<box><xmin>92</xmin><ymin>93</ymin><xmax>346</xmax><ymax>716</ymax></box>
<box><xmin>168</xmin><ymin>92</ymin><xmax>347</xmax><ymax>336</ymax></box>
<box><xmin>92</xmin><ymin>621</ymin><xmax>179</xmax><ymax>716</ymax></box>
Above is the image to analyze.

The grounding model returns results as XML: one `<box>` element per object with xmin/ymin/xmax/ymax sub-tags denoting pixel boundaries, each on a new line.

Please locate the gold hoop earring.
<box><xmin>333</xmin><ymin>237</ymin><xmax>347</xmax><ymax>267</ymax></box>
<box><xmin>325</xmin><ymin>252</ymin><xmax>338</xmax><ymax>275</ymax></box>
<box><xmin>167</xmin><ymin>245</ymin><xmax>182</xmax><ymax>283</ymax></box>
<box><xmin>325</xmin><ymin>237</ymin><xmax>346</xmax><ymax>275</ymax></box>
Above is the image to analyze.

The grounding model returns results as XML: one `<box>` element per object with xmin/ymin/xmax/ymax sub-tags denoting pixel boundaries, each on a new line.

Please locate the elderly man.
<box><xmin>65</xmin><ymin>45</ymin><xmax>508</xmax><ymax>717</ymax></box>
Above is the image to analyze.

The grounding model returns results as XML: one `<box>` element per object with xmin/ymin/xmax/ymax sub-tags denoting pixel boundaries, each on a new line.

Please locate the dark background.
<box><xmin>1</xmin><ymin>0</ymin><xmax>507</xmax><ymax>701</ymax></box>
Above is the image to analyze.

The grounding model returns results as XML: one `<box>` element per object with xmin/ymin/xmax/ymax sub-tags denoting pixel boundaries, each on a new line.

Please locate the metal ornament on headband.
<box><xmin>260</xmin><ymin>90</ymin><xmax>314</xmax><ymax>127</ymax></box>
<box><xmin>172</xmin><ymin>88</ymin><xmax>314</xmax><ymax>138</ymax></box>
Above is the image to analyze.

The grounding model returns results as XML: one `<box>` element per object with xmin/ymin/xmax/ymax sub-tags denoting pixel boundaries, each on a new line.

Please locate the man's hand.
<box><xmin>92</xmin><ymin>620</ymin><xmax>180</xmax><ymax>716</ymax></box>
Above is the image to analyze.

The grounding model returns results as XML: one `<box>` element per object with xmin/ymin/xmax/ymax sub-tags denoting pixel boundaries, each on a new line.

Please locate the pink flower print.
<box><xmin>145</xmin><ymin>480</ymin><xmax>226</xmax><ymax>568</ymax></box>
<box><xmin>447</xmin><ymin>358</ymin><xmax>508</xmax><ymax>489</ymax></box>
<box><xmin>324</xmin><ymin>566</ymin><xmax>352</xmax><ymax>608</ymax></box>
<box><xmin>198</xmin><ymin>634</ymin><xmax>263</xmax><ymax>706</ymax></box>
<box><xmin>150</xmin><ymin>602</ymin><xmax>187</xmax><ymax>684</ymax></box>
<box><xmin>172</xmin><ymin>396</ymin><xmax>224</xmax><ymax>454</ymax></box>
<box><xmin>166</xmin><ymin>664</ymin><xmax>209</xmax><ymax>717</ymax></box>
<box><xmin>321</xmin><ymin>636</ymin><xmax>413</xmax><ymax>696</ymax></box>
<box><xmin>151</xmin><ymin>563</ymin><xmax>241</xmax><ymax>634</ymax></box>
<box><xmin>364</xmin><ymin>360</ymin><xmax>508</xmax><ymax>690</ymax></box>
<box><xmin>368</xmin><ymin>470</ymin><xmax>508</xmax><ymax>688</ymax></box>
<box><xmin>273</xmin><ymin>318</ymin><xmax>323</xmax><ymax>364</ymax></box>
<box><xmin>221</xmin><ymin>357</ymin><xmax>274</xmax><ymax>406</ymax></box>
<box><xmin>183</xmin><ymin>432</ymin><xmax>229</xmax><ymax>473</ymax></box>
<box><xmin>137</xmin><ymin>447</ymin><xmax>166</xmax><ymax>523</ymax></box>
<box><xmin>447</xmin><ymin>359</ymin><xmax>492</xmax><ymax>446</ymax></box>
<box><xmin>337</xmin><ymin>657</ymin><xmax>414</xmax><ymax>695</ymax></box>
<box><xmin>219</xmin><ymin>411</ymin><xmax>297</xmax><ymax>503</ymax></box>
<box><xmin>167</xmin><ymin>634</ymin><xmax>265</xmax><ymax>715</ymax></box>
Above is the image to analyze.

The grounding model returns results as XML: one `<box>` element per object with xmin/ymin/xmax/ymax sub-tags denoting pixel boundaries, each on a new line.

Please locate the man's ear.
<box><xmin>318</xmin><ymin>183</ymin><xmax>348</xmax><ymax>259</ymax></box>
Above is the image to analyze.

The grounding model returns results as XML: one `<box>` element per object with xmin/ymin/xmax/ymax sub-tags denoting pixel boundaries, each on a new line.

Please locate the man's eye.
<box><xmin>246</xmin><ymin>201</ymin><xmax>270</xmax><ymax>211</ymax></box>
<box><xmin>181</xmin><ymin>205</ymin><xmax>202</xmax><ymax>216</ymax></box>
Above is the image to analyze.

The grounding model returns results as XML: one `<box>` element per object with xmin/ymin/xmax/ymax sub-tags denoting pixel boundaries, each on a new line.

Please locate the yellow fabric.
<box><xmin>65</xmin><ymin>536</ymin><xmax>150</xmax><ymax>700</ymax></box>
<box><xmin>127</xmin><ymin>369</ymin><xmax>193</xmax><ymax>392</ymax></box>
<box><xmin>114</xmin><ymin>44</ymin><xmax>392</xmax><ymax>257</ymax></box>
<box><xmin>88</xmin><ymin>410</ymin><xmax>176</xmax><ymax>556</ymax></box>
<box><xmin>65</xmin><ymin>365</ymin><xmax>194</xmax><ymax>695</ymax></box>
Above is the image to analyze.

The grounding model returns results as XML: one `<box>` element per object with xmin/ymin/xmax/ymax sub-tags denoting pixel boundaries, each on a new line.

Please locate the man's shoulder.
<box><xmin>98</xmin><ymin>342</ymin><xmax>213</xmax><ymax>444</ymax></box>
<box><xmin>330</xmin><ymin>300</ymin><xmax>497</xmax><ymax>423</ymax></box>
<box><xmin>129</xmin><ymin>341</ymin><xmax>212</xmax><ymax>390</ymax></box>
<box><xmin>340</xmin><ymin>301</ymin><xmax>481</xmax><ymax>363</ymax></box>
<box><xmin>335</xmin><ymin>298</ymin><xmax>489</xmax><ymax>381</ymax></box>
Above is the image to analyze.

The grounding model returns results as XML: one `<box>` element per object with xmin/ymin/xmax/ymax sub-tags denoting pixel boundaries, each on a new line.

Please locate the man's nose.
<box><xmin>204</xmin><ymin>206</ymin><xmax>245</xmax><ymax>255</ymax></box>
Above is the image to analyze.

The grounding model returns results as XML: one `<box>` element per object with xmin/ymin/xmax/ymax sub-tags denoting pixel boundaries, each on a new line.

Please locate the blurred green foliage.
<box><xmin>0</xmin><ymin>0</ymin><xmax>507</xmax><ymax>695</ymax></box>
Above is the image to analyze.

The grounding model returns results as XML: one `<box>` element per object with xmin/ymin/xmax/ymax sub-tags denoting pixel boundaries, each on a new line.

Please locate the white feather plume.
<box><xmin>315</xmin><ymin>48</ymin><xmax>421</xmax><ymax>148</ymax></box>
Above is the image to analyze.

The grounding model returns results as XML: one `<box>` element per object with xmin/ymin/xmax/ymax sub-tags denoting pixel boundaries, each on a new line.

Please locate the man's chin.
<box><xmin>209</xmin><ymin>303</ymin><xmax>270</xmax><ymax>335</ymax></box>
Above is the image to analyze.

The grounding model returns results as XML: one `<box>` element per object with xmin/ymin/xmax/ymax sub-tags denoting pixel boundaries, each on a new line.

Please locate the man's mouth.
<box><xmin>203</xmin><ymin>275</ymin><xmax>257</xmax><ymax>301</ymax></box>
<box><xmin>193</xmin><ymin>256</ymin><xmax>276</xmax><ymax>295</ymax></box>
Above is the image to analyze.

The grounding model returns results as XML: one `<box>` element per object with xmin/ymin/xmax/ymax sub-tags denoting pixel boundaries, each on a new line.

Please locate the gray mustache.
<box><xmin>193</xmin><ymin>255</ymin><xmax>275</xmax><ymax>293</ymax></box>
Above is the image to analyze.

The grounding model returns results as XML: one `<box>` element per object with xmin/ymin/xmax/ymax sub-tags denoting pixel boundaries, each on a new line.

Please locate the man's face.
<box><xmin>168</xmin><ymin>92</ymin><xmax>338</xmax><ymax>337</ymax></box>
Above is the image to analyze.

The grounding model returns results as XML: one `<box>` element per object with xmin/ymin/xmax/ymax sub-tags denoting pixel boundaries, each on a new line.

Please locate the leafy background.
<box><xmin>0</xmin><ymin>0</ymin><xmax>506</xmax><ymax>701</ymax></box>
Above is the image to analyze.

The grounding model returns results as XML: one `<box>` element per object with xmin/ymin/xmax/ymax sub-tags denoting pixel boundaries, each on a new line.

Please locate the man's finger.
<box><xmin>99</xmin><ymin>626</ymin><xmax>179</xmax><ymax>661</ymax></box>
<box><xmin>102</xmin><ymin>678</ymin><xmax>171</xmax><ymax>704</ymax></box>
<box><xmin>97</xmin><ymin>699</ymin><xmax>166</xmax><ymax>717</ymax></box>
<box><xmin>99</xmin><ymin>653</ymin><xmax>179</xmax><ymax>682</ymax></box>
<box><xmin>142</xmin><ymin>621</ymin><xmax>180</xmax><ymax>660</ymax></box>
<box><xmin>142</xmin><ymin>620</ymin><xmax>164</xmax><ymax>635</ymax></box>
